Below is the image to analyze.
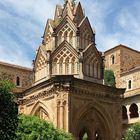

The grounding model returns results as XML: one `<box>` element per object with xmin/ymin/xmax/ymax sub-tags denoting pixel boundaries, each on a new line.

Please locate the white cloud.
<box><xmin>81</xmin><ymin>0</ymin><xmax>140</xmax><ymax>52</ymax></box>
<box><xmin>0</xmin><ymin>0</ymin><xmax>56</xmax><ymax>24</ymax></box>
<box><xmin>0</xmin><ymin>30</ymin><xmax>32</xmax><ymax>67</ymax></box>
<box><xmin>0</xmin><ymin>0</ymin><xmax>64</xmax><ymax>67</ymax></box>
<box><xmin>0</xmin><ymin>0</ymin><xmax>139</xmax><ymax>67</ymax></box>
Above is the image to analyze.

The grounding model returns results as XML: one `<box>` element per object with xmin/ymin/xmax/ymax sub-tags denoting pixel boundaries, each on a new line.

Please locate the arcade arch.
<box><xmin>30</xmin><ymin>101</ymin><xmax>54</xmax><ymax>122</ymax></box>
<box><xmin>73</xmin><ymin>103</ymin><xmax>114</xmax><ymax>140</ymax></box>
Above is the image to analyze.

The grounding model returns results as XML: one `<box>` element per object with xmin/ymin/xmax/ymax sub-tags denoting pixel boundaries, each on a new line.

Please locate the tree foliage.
<box><xmin>82</xmin><ymin>133</ymin><xmax>88</xmax><ymax>140</ymax></box>
<box><xmin>15</xmin><ymin>115</ymin><xmax>73</xmax><ymax>140</ymax></box>
<box><xmin>104</xmin><ymin>70</ymin><xmax>116</xmax><ymax>87</ymax></box>
<box><xmin>124</xmin><ymin>123</ymin><xmax>140</xmax><ymax>140</ymax></box>
<box><xmin>0</xmin><ymin>80</ymin><xmax>18</xmax><ymax>140</ymax></box>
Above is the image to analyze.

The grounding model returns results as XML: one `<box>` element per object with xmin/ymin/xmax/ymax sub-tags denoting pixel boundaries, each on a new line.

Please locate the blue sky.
<box><xmin>0</xmin><ymin>0</ymin><xmax>140</xmax><ymax>67</ymax></box>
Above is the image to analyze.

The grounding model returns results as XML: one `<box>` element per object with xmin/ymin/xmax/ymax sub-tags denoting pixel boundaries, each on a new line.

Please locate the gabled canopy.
<box><xmin>51</xmin><ymin>40</ymin><xmax>78</xmax><ymax>59</ymax></box>
<box><xmin>54</xmin><ymin>4</ymin><xmax>62</xmax><ymax>20</ymax></box>
<box><xmin>62</xmin><ymin>1</ymin><xmax>74</xmax><ymax>19</ymax></box>
<box><xmin>34</xmin><ymin>46</ymin><xmax>47</xmax><ymax>68</ymax></box>
<box><xmin>54</xmin><ymin>15</ymin><xmax>77</xmax><ymax>34</ymax></box>
<box><xmin>79</xmin><ymin>16</ymin><xmax>95</xmax><ymax>36</ymax></box>
<box><xmin>83</xmin><ymin>43</ymin><xmax>102</xmax><ymax>63</ymax></box>
<box><xmin>73</xmin><ymin>2</ymin><xmax>85</xmax><ymax>25</ymax></box>
<box><xmin>43</xmin><ymin>19</ymin><xmax>54</xmax><ymax>42</ymax></box>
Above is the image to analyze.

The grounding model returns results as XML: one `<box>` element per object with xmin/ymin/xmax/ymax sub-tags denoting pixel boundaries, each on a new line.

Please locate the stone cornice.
<box><xmin>18</xmin><ymin>75</ymin><xmax>125</xmax><ymax>105</ymax></box>
<box><xmin>71</xmin><ymin>84</ymin><xmax>124</xmax><ymax>101</ymax></box>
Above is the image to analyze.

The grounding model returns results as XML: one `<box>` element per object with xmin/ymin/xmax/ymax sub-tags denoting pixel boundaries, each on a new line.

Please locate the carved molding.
<box><xmin>71</xmin><ymin>86</ymin><xmax>121</xmax><ymax>100</ymax></box>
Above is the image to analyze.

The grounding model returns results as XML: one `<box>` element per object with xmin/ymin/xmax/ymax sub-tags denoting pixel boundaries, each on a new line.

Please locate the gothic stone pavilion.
<box><xmin>18</xmin><ymin>0</ymin><xmax>125</xmax><ymax>139</ymax></box>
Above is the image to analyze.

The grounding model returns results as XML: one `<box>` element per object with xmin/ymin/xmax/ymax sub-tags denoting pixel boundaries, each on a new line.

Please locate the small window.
<box><xmin>111</xmin><ymin>55</ymin><xmax>115</xmax><ymax>64</ymax></box>
<box><xmin>16</xmin><ymin>76</ymin><xmax>20</xmax><ymax>86</ymax></box>
<box><xmin>128</xmin><ymin>80</ymin><xmax>132</xmax><ymax>89</ymax></box>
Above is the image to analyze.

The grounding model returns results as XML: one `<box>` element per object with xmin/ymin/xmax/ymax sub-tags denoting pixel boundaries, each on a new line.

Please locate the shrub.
<box><xmin>104</xmin><ymin>70</ymin><xmax>116</xmax><ymax>87</ymax></box>
<box><xmin>15</xmin><ymin>115</ymin><xmax>73</xmax><ymax>140</ymax></box>
<box><xmin>124</xmin><ymin>123</ymin><xmax>140</xmax><ymax>140</ymax></box>
<box><xmin>0</xmin><ymin>80</ymin><xmax>18</xmax><ymax>140</ymax></box>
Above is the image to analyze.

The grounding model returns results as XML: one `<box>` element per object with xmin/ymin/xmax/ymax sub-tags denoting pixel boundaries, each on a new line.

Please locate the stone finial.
<box><xmin>64</xmin><ymin>0</ymin><xmax>76</xmax><ymax>5</ymax></box>
<box><xmin>65</xmin><ymin>0</ymin><xmax>72</xmax><ymax>3</ymax></box>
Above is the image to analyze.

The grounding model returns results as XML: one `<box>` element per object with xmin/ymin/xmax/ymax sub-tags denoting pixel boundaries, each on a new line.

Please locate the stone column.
<box><xmin>57</xmin><ymin>102</ymin><xmax>61</xmax><ymax>128</ymax></box>
<box><xmin>46</xmin><ymin>50</ymin><xmax>52</xmax><ymax>78</ymax></box>
<box><xmin>62</xmin><ymin>62</ymin><xmax>65</xmax><ymax>75</ymax></box>
<box><xmin>78</xmin><ymin>50</ymin><xmax>83</xmax><ymax>79</ymax></box>
<box><xmin>52</xmin><ymin>28</ymin><xmax>57</xmax><ymax>48</ymax></box>
<box><xmin>59</xmin><ymin>101</ymin><xmax>63</xmax><ymax>129</ymax></box>
<box><xmin>63</xmin><ymin>101</ymin><xmax>69</xmax><ymax>132</ymax></box>
<box><xmin>126</xmin><ymin>105</ymin><xmax>130</xmax><ymax>123</ymax></box>
<box><xmin>69</xmin><ymin>61</ymin><xmax>72</xmax><ymax>74</ymax></box>
<box><xmin>76</xmin><ymin>27</ymin><xmax>80</xmax><ymax>49</ymax></box>
<box><xmin>63</xmin><ymin>101</ymin><xmax>66</xmax><ymax>131</ymax></box>
<box><xmin>137</xmin><ymin>103</ymin><xmax>140</xmax><ymax>120</ymax></box>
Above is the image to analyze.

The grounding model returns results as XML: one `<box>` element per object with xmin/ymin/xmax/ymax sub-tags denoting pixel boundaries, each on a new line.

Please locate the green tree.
<box><xmin>124</xmin><ymin>123</ymin><xmax>140</xmax><ymax>140</ymax></box>
<box><xmin>104</xmin><ymin>70</ymin><xmax>116</xmax><ymax>87</ymax></box>
<box><xmin>0</xmin><ymin>80</ymin><xmax>18</xmax><ymax>140</ymax></box>
<box><xmin>82</xmin><ymin>133</ymin><xmax>88</xmax><ymax>140</ymax></box>
<box><xmin>15</xmin><ymin>115</ymin><xmax>73</xmax><ymax>140</ymax></box>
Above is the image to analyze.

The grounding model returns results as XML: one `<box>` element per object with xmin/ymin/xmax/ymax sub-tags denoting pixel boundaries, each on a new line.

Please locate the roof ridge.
<box><xmin>0</xmin><ymin>61</ymin><xmax>33</xmax><ymax>71</ymax></box>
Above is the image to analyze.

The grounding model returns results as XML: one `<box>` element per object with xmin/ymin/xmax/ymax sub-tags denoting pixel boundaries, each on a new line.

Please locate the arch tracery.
<box><xmin>57</xmin><ymin>23</ymin><xmax>76</xmax><ymax>47</ymax></box>
<box><xmin>30</xmin><ymin>101</ymin><xmax>54</xmax><ymax>122</ymax></box>
<box><xmin>74</xmin><ymin>103</ymin><xmax>114</xmax><ymax>140</ymax></box>
<box><xmin>52</xmin><ymin>46</ymin><xmax>78</xmax><ymax>75</ymax></box>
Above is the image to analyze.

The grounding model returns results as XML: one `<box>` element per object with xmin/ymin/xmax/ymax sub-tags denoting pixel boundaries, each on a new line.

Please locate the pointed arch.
<box><xmin>94</xmin><ymin>61</ymin><xmax>98</xmax><ymax>78</ymax></box>
<box><xmin>64</xmin><ymin>31</ymin><xmax>68</xmax><ymax>41</ymax></box>
<box><xmin>59</xmin><ymin>57</ymin><xmax>63</xmax><ymax>74</ymax></box>
<box><xmin>53</xmin><ymin>58</ymin><xmax>58</xmax><ymax>75</ymax></box>
<box><xmin>71</xmin><ymin>57</ymin><xmax>75</xmax><ymax>74</ymax></box>
<box><xmin>74</xmin><ymin>102</ymin><xmax>114</xmax><ymax>140</ymax></box>
<box><xmin>87</xmin><ymin>34</ymin><xmax>91</xmax><ymax>46</ymax></box>
<box><xmin>97</xmin><ymin>62</ymin><xmax>101</xmax><ymax>79</ymax></box>
<box><xmin>58</xmin><ymin>31</ymin><xmax>63</xmax><ymax>46</ymax></box>
<box><xmin>69</xmin><ymin>31</ymin><xmax>73</xmax><ymax>46</ymax></box>
<box><xmin>65</xmin><ymin>57</ymin><xmax>69</xmax><ymax>74</ymax></box>
<box><xmin>30</xmin><ymin>101</ymin><xmax>54</xmax><ymax>121</ymax></box>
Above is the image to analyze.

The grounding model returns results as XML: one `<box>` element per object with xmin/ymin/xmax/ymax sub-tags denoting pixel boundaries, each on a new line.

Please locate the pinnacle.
<box><xmin>64</xmin><ymin>0</ymin><xmax>76</xmax><ymax>5</ymax></box>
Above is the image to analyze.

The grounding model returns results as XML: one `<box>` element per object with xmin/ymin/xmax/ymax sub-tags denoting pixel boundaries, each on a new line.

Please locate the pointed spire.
<box><xmin>63</xmin><ymin>0</ymin><xmax>74</xmax><ymax>19</ymax></box>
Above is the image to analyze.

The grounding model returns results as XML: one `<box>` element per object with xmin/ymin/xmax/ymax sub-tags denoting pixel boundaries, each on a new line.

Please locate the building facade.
<box><xmin>104</xmin><ymin>44</ymin><xmax>140</xmax><ymax>131</ymax></box>
<box><xmin>18</xmin><ymin>1</ymin><xmax>124</xmax><ymax>140</ymax></box>
<box><xmin>0</xmin><ymin>61</ymin><xmax>33</xmax><ymax>93</ymax></box>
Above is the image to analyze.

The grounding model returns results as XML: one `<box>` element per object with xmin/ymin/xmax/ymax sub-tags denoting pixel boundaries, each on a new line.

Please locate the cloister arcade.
<box><xmin>122</xmin><ymin>103</ymin><xmax>140</xmax><ymax>124</ymax></box>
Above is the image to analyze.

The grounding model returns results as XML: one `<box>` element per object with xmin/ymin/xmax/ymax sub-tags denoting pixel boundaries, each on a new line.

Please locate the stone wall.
<box><xmin>121</xmin><ymin>47</ymin><xmax>140</xmax><ymax>73</ymax></box>
<box><xmin>0</xmin><ymin>61</ymin><xmax>33</xmax><ymax>93</ymax></box>
<box><xmin>18</xmin><ymin>75</ymin><xmax>124</xmax><ymax>140</ymax></box>
<box><xmin>104</xmin><ymin>45</ymin><xmax>140</xmax><ymax>88</ymax></box>
<box><xmin>104</xmin><ymin>48</ymin><xmax>121</xmax><ymax>88</ymax></box>
<box><xmin>121</xmin><ymin>68</ymin><xmax>140</xmax><ymax>96</ymax></box>
<box><xmin>105</xmin><ymin>45</ymin><xmax>140</xmax><ymax>132</ymax></box>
